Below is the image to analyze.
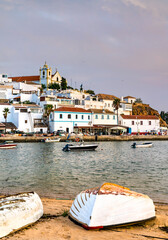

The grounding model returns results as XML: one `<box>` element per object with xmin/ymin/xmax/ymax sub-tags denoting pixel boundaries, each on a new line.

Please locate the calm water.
<box><xmin>0</xmin><ymin>141</ymin><xmax>167</xmax><ymax>203</ymax></box>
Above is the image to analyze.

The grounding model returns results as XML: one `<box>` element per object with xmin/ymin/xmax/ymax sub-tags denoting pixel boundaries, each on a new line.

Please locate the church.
<box><xmin>11</xmin><ymin>62</ymin><xmax>63</xmax><ymax>88</ymax></box>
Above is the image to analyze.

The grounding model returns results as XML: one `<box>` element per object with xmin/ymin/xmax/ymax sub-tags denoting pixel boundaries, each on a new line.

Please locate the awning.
<box><xmin>111</xmin><ymin>126</ymin><xmax>127</xmax><ymax>130</ymax></box>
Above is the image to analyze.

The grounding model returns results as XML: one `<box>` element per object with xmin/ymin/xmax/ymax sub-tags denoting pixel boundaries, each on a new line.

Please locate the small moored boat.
<box><xmin>69</xmin><ymin>183</ymin><xmax>155</xmax><ymax>229</ymax></box>
<box><xmin>131</xmin><ymin>142</ymin><xmax>153</xmax><ymax>148</ymax></box>
<box><xmin>62</xmin><ymin>142</ymin><xmax>98</xmax><ymax>151</ymax></box>
<box><xmin>0</xmin><ymin>143</ymin><xmax>17</xmax><ymax>149</ymax></box>
<box><xmin>44</xmin><ymin>137</ymin><xmax>60</xmax><ymax>142</ymax></box>
<box><xmin>0</xmin><ymin>192</ymin><xmax>43</xmax><ymax>238</ymax></box>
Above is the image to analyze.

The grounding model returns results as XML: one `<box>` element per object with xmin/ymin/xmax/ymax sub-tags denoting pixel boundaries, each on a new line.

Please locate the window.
<box><xmin>105</xmin><ymin>103</ymin><xmax>107</xmax><ymax>107</ymax></box>
<box><xmin>101</xmin><ymin>115</ymin><xmax>104</xmax><ymax>119</ymax></box>
<box><xmin>81</xmin><ymin>115</ymin><xmax>84</xmax><ymax>120</ymax></box>
<box><xmin>95</xmin><ymin>115</ymin><xmax>98</xmax><ymax>119</ymax></box>
<box><xmin>149</xmin><ymin>121</ymin><xmax>151</xmax><ymax>125</ymax></box>
<box><xmin>113</xmin><ymin>115</ymin><xmax>115</xmax><ymax>120</ymax></box>
<box><xmin>49</xmin><ymin>71</ymin><xmax>51</xmax><ymax>76</ymax></box>
<box><xmin>20</xmin><ymin>109</ymin><xmax>27</xmax><ymax>112</ymax></box>
<box><xmin>68</xmin><ymin>114</ymin><xmax>71</xmax><ymax>119</ymax></box>
<box><xmin>132</xmin><ymin>121</ymin><xmax>134</xmax><ymax>125</ymax></box>
<box><xmin>25</xmin><ymin>120</ymin><xmax>27</xmax><ymax>123</ymax></box>
<box><xmin>57</xmin><ymin>77</ymin><xmax>59</xmax><ymax>81</ymax></box>
<box><xmin>43</xmin><ymin>70</ymin><xmax>45</xmax><ymax>78</ymax></box>
<box><xmin>76</xmin><ymin>114</ymin><xmax>78</xmax><ymax>119</ymax></box>
<box><xmin>60</xmin><ymin>114</ymin><xmax>63</xmax><ymax>119</ymax></box>
<box><xmin>107</xmin><ymin>115</ymin><xmax>110</xmax><ymax>119</ymax></box>
<box><xmin>140</xmin><ymin>121</ymin><xmax>143</xmax><ymax>125</ymax></box>
<box><xmin>108</xmin><ymin>104</ymin><xmax>110</xmax><ymax>107</ymax></box>
<box><xmin>88</xmin><ymin>115</ymin><xmax>90</xmax><ymax>120</ymax></box>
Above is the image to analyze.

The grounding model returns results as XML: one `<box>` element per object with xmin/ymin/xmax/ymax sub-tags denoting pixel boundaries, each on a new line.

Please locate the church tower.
<box><xmin>39</xmin><ymin>62</ymin><xmax>52</xmax><ymax>88</ymax></box>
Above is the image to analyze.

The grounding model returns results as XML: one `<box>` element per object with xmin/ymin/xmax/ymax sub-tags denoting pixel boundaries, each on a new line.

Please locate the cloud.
<box><xmin>122</xmin><ymin>0</ymin><xmax>146</xmax><ymax>9</ymax></box>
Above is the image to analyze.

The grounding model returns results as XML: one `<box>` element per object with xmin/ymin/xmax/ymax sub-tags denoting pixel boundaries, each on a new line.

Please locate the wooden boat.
<box><xmin>69</xmin><ymin>183</ymin><xmax>155</xmax><ymax>229</ymax></box>
<box><xmin>0</xmin><ymin>192</ymin><xmax>43</xmax><ymax>238</ymax></box>
<box><xmin>0</xmin><ymin>143</ymin><xmax>17</xmax><ymax>149</ymax></box>
<box><xmin>62</xmin><ymin>142</ymin><xmax>98</xmax><ymax>151</ymax></box>
<box><xmin>44</xmin><ymin>137</ymin><xmax>60</xmax><ymax>142</ymax></box>
<box><xmin>131</xmin><ymin>142</ymin><xmax>153</xmax><ymax>148</ymax></box>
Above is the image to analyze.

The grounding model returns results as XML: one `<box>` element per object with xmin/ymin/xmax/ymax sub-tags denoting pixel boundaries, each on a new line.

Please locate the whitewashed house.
<box><xmin>123</xmin><ymin>96</ymin><xmax>136</xmax><ymax>104</ymax></box>
<box><xmin>0</xmin><ymin>85</ymin><xmax>13</xmax><ymax>100</ymax></box>
<box><xmin>0</xmin><ymin>74</ymin><xmax>12</xmax><ymax>84</ymax></box>
<box><xmin>49</xmin><ymin>107</ymin><xmax>92</xmax><ymax>133</ymax></box>
<box><xmin>11</xmin><ymin>104</ymin><xmax>47</xmax><ymax>133</ymax></box>
<box><xmin>119</xmin><ymin>115</ymin><xmax>160</xmax><ymax>134</ymax></box>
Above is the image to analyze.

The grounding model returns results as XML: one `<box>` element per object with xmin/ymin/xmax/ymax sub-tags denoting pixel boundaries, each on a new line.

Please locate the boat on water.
<box><xmin>44</xmin><ymin>137</ymin><xmax>61</xmax><ymax>142</ymax></box>
<box><xmin>69</xmin><ymin>182</ymin><xmax>155</xmax><ymax>229</ymax></box>
<box><xmin>0</xmin><ymin>143</ymin><xmax>17</xmax><ymax>149</ymax></box>
<box><xmin>62</xmin><ymin>142</ymin><xmax>98</xmax><ymax>151</ymax></box>
<box><xmin>0</xmin><ymin>192</ymin><xmax>43</xmax><ymax>238</ymax></box>
<box><xmin>131</xmin><ymin>142</ymin><xmax>153</xmax><ymax>148</ymax></box>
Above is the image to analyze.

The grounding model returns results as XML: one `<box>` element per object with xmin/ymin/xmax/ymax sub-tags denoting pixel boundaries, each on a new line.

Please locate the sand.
<box><xmin>2</xmin><ymin>198</ymin><xmax>168</xmax><ymax>240</ymax></box>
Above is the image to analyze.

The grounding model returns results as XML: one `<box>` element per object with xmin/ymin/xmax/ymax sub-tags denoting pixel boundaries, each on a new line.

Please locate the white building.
<box><xmin>91</xmin><ymin>109</ymin><xmax>117</xmax><ymax>126</ymax></box>
<box><xmin>123</xmin><ymin>96</ymin><xmax>136</xmax><ymax>104</ymax></box>
<box><xmin>0</xmin><ymin>74</ymin><xmax>12</xmax><ymax>84</ymax></box>
<box><xmin>119</xmin><ymin>115</ymin><xmax>160</xmax><ymax>134</ymax></box>
<box><xmin>49</xmin><ymin>107</ymin><xmax>92</xmax><ymax>133</ymax></box>
<box><xmin>0</xmin><ymin>85</ymin><xmax>13</xmax><ymax>100</ymax></box>
<box><xmin>11</xmin><ymin>104</ymin><xmax>47</xmax><ymax>133</ymax></box>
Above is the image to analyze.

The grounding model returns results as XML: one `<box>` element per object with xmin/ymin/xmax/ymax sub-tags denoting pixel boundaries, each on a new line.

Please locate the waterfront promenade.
<box><xmin>0</xmin><ymin>134</ymin><xmax>168</xmax><ymax>142</ymax></box>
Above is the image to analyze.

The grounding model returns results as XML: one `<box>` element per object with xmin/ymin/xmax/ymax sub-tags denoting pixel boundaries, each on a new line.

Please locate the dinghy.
<box><xmin>62</xmin><ymin>142</ymin><xmax>98</xmax><ymax>151</ymax></box>
<box><xmin>0</xmin><ymin>192</ymin><xmax>43</xmax><ymax>238</ymax></box>
<box><xmin>69</xmin><ymin>183</ymin><xmax>155</xmax><ymax>229</ymax></box>
<box><xmin>0</xmin><ymin>143</ymin><xmax>17</xmax><ymax>149</ymax></box>
<box><xmin>131</xmin><ymin>142</ymin><xmax>153</xmax><ymax>148</ymax></box>
<box><xmin>44</xmin><ymin>137</ymin><xmax>60</xmax><ymax>142</ymax></box>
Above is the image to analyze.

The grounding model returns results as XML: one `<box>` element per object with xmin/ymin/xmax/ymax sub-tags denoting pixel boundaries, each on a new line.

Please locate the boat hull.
<box><xmin>69</xmin><ymin>183</ymin><xmax>155</xmax><ymax>229</ymax></box>
<box><xmin>63</xmin><ymin>144</ymin><xmax>98</xmax><ymax>151</ymax></box>
<box><xmin>131</xmin><ymin>143</ymin><xmax>152</xmax><ymax>148</ymax></box>
<box><xmin>0</xmin><ymin>144</ymin><xmax>17</xmax><ymax>149</ymax></box>
<box><xmin>0</xmin><ymin>192</ymin><xmax>43</xmax><ymax>238</ymax></box>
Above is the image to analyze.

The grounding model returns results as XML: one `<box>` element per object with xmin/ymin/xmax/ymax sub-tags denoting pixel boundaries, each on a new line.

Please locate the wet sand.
<box><xmin>3</xmin><ymin>198</ymin><xmax>168</xmax><ymax>240</ymax></box>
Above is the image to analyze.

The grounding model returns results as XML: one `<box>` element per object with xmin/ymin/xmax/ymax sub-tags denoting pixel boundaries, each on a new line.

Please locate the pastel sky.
<box><xmin>0</xmin><ymin>0</ymin><xmax>168</xmax><ymax>111</ymax></box>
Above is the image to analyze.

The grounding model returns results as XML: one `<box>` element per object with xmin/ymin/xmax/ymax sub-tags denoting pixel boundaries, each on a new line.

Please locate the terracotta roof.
<box><xmin>10</xmin><ymin>76</ymin><xmax>40</xmax><ymax>82</ymax></box>
<box><xmin>54</xmin><ymin>107</ymin><xmax>91</xmax><ymax>113</ymax></box>
<box><xmin>88</xmin><ymin>109</ymin><xmax>114</xmax><ymax>114</ymax></box>
<box><xmin>2</xmin><ymin>122</ymin><xmax>17</xmax><ymax>129</ymax></box>
<box><xmin>97</xmin><ymin>94</ymin><xmax>119</xmax><ymax>100</ymax></box>
<box><xmin>13</xmin><ymin>104</ymin><xmax>40</xmax><ymax>108</ymax></box>
<box><xmin>124</xmin><ymin>96</ymin><xmax>136</xmax><ymax>99</ymax></box>
<box><xmin>121</xmin><ymin>115</ymin><xmax>159</xmax><ymax>120</ymax></box>
<box><xmin>0</xmin><ymin>103</ymin><xmax>10</xmax><ymax>105</ymax></box>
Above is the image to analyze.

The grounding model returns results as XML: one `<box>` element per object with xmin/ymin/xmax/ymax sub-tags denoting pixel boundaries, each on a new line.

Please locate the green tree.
<box><xmin>113</xmin><ymin>98</ymin><xmax>121</xmax><ymax>125</ymax></box>
<box><xmin>135</xmin><ymin>98</ymin><xmax>143</xmax><ymax>103</ymax></box>
<box><xmin>48</xmin><ymin>83</ymin><xmax>60</xmax><ymax>90</ymax></box>
<box><xmin>86</xmin><ymin>89</ymin><xmax>95</xmax><ymax>95</ymax></box>
<box><xmin>44</xmin><ymin>104</ymin><xmax>53</xmax><ymax>118</ymax></box>
<box><xmin>3</xmin><ymin>108</ymin><xmax>10</xmax><ymax>134</ymax></box>
<box><xmin>61</xmin><ymin>77</ymin><xmax>67</xmax><ymax>90</ymax></box>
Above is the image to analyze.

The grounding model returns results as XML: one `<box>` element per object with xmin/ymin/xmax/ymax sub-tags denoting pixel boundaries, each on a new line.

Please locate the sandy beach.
<box><xmin>2</xmin><ymin>198</ymin><xmax>168</xmax><ymax>240</ymax></box>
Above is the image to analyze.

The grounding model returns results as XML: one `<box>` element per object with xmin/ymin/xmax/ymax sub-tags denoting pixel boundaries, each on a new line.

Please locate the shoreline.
<box><xmin>3</xmin><ymin>197</ymin><xmax>168</xmax><ymax>240</ymax></box>
<box><xmin>1</xmin><ymin>135</ymin><xmax>168</xmax><ymax>142</ymax></box>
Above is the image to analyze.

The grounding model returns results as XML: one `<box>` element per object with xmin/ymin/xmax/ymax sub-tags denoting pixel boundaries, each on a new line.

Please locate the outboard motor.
<box><xmin>131</xmin><ymin>143</ymin><xmax>136</xmax><ymax>148</ymax></box>
<box><xmin>62</xmin><ymin>144</ymin><xmax>70</xmax><ymax>152</ymax></box>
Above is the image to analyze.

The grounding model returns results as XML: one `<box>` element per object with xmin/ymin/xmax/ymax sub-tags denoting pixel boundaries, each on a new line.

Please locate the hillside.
<box><xmin>132</xmin><ymin>103</ymin><xmax>167</xmax><ymax>127</ymax></box>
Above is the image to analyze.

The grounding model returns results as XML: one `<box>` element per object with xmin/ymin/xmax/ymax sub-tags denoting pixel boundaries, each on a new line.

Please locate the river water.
<box><xmin>0</xmin><ymin>141</ymin><xmax>167</xmax><ymax>203</ymax></box>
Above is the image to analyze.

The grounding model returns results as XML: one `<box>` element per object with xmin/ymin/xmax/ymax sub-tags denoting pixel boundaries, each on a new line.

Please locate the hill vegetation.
<box><xmin>132</xmin><ymin>103</ymin><xmax>167</xmax><ymax>127</ymax></box>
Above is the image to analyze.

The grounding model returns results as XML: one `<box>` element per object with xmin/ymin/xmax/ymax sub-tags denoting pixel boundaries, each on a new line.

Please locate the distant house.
<box><xmin>49</xmin><ymin>107</ymin><xmax>92</xmax><ymax>133</ymax></box>
<box><xmin>123</xmin><ymin>96</ymin><xmax>136</xmax><ymax>104</ymax></box>
<box><xmin>119</xmin><ymin>115</ymin><xmax>160</xmax><ymax>134</ymax></box>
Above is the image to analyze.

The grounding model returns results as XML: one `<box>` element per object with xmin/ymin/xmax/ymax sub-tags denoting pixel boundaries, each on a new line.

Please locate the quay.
<box><xmin>0</xmin><ymin>135</ymin><xmax>168</xmax><ymax>142</ymax></box>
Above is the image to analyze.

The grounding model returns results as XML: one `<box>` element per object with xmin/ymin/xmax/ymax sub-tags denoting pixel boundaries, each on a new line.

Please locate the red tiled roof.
<box><xmin>11</xmin><ymin>76</ymin><xmax>40</xmax><ymax>82</ymax></box>
<box><xmin>97</xmin><ymin>94</ymin><xmax>119</xmax><ymax>100</ymax></box>
<box><xmin>54</xmin><ymin>107</ymin><xmax>91</xmax><ymax>113</ymax></box>
<box><xmin>121</xmin><ymin>115</ymin><xmax>159</xmax><ymax>120</ymax></box>
<box><xmin>124</xmin><ymin>96</ymin><xmax>136</xmax><ymax>99</ymax></box>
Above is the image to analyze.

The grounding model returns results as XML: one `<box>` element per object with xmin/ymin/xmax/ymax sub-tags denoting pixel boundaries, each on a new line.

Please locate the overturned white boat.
<box><xmin>69</xmin><ymin>183</ymin><xmax>155</xmax><ymax>229</ymax></box>
<box><xmin>0</xmin><ymin>192</ymin><xmax>43</xmax><ymax>238</ymax></box>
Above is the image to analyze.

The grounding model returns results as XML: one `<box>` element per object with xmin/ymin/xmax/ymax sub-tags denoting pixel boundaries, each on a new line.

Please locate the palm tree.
<box><xmin>44</xmin><ymin>105</ymin><xmax>53</xmax><ymax>131</ymax></box>
<box><xmin>3</xmin><ymin>108</ymin><xmax>10</xmax><ymax>134</ymax></box>
<box><xmin>113</xmin><ymin>98</ymin><xmax>121</xmax><ymax>125</ymax></box>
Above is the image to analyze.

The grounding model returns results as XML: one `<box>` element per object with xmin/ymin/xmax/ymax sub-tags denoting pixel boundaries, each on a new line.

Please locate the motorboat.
<box><xmin>0</xmin><ymin>143</ymin><xmax>17</xmax><ymax>149</ymax></box>
<box><xmin>69</xmin><ymin>182</ymin><xmax>155</xmax><ymax>229</ymax></box>
<box><xmin>44</xmin><ymin>137</ymin><xmax>60</xmax><ymax>142</ymax></box>
<box><xmin>62</xmin><ymin>142</ymin><xmax>98</xmax><ymax>151</ymax></box>
<box><xmin>131</xmin><ymin>142</ymin><xmax>153</xmax><ymax>148</ymax></box>
<box><xmin>0</xmin><ymin>192</ymin><xmax>43</xmax><ymax>238</ymax></box>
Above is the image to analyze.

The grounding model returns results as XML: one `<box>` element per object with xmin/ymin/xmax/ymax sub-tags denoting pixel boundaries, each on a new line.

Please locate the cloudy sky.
<box><xmin>0</xmin><ymin>0</ymin><xmax>168</xmax><ymax>111</ymax></box>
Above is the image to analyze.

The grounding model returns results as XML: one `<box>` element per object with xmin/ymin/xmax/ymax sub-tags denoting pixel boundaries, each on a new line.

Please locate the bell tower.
<box><xmin>39</xmin><ymin>62</ymin><xmax>52</xmax><ymax>88</ymax></box>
